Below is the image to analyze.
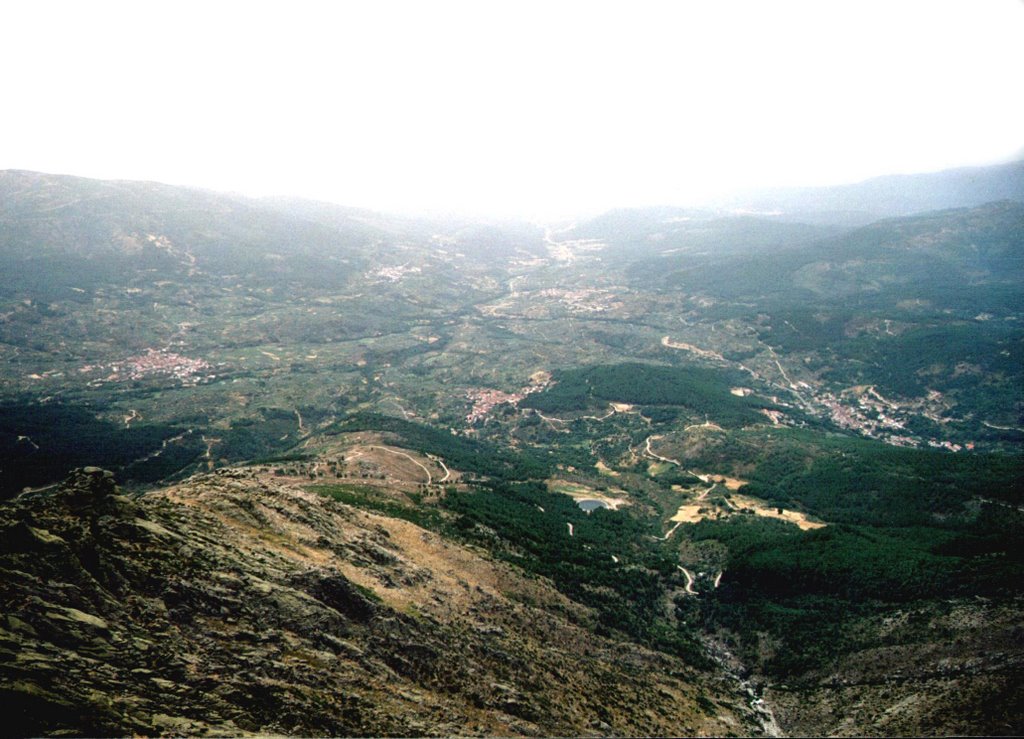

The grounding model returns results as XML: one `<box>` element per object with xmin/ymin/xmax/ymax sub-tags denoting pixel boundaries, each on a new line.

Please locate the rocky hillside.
<box><xmin>764</xmin><ymin>595</ymin><xmax>1024</xmax><ymax>737</ymax></box>
<box><xmin>0</xmin><ymin>468</ymin><xmax>763</xmax><ymax>737</ymax></box>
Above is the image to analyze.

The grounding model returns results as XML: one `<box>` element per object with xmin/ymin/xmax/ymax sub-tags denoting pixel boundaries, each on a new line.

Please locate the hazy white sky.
<box><xmin>2</xmin><ymin>0</ymin><xmax>1022</xmax><ymax>217</ymax></box>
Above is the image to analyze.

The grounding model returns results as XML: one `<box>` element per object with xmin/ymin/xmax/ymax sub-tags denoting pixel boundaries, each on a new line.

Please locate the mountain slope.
<box><xmin>719</xmin><ymin>159</ymin><xmax>1024</xmax><ymax>219</ymax></box>
<box><xmin>0</xmin><ymin>468</ymin><xmax>760</xmax><ymax>737</ymax></box>
<box><xmin>620</xmin><ymin>201</ymin><xmax>1024</xmax><ymax>435</ymax></box>
<box><xmin>661</xmin><ymin>200</ymin><xmax>1024</xmax><ymax>305</ymax></box>
<box><xmin>0</xmin><ymin>169</ymin><xmax>382</xmax><ymax>300</ymax></box>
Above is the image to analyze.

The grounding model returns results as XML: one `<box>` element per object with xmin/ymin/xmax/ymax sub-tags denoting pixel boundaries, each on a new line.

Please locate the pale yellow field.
<box><xmin>668</xmin><ymin>479</ymin><xmax>826</xmax><ymax>530</ymax></box>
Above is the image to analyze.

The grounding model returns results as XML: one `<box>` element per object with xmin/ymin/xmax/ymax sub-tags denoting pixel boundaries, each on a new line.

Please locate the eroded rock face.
<box><xmin>0</xmin><ymin>468</ymin><xmax>759</xmax><ymax>737</ymax></box>
<box><xmin>762</xmin><ymin>599</ymin><xmax>1024</xmax><ymax>737</ymax></box>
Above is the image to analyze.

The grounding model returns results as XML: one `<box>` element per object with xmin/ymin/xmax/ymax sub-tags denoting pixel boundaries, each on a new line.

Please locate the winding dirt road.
<box><xmin>655</xmin><ymin>520</ymin><xmax>684</xmax><ymax>541</ymax></box>
<box><xmin>427</xmin><ymin>454</ymin><xmax>451</xmax><ymax>483</ymax></box>
<box><xmin>643</xmin><ymin>435</ymin><xmax>711</xmax><ymax>482</ymax></box>
<box><xmin>677</xmin><ymin>566</ymin><xmax>698</xmax><ymax>595</ymax></box>
<box><xmin>369</xmin><ymin>446</ymin><xmax>433</xmax><ymax>485</ymax></box>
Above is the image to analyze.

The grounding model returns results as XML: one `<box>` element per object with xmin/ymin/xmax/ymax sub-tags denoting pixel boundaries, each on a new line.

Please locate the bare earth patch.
<box><xmin>547</xmin><ymin>479</ymin><xmax>630</xmax><ymax>510</ymax></box>
<box><xmin>667</xmin><ymin>477</ymin><xmax>826</xmax><ymax>530</ymax></box>
<box><xmin>729</xmin><ymin>493</ymin><xmax>826</xmax><ymax>530</ymax></box>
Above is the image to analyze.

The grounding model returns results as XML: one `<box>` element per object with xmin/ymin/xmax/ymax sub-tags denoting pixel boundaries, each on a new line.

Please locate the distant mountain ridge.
<box><xmin>667</xmin><ymin>200</ymin><xmax>1024</xmax><ymax>304</ymax></box>
<box><xmin>0</xmin><ymin>169</ymin><xmax>380</xmax><ymax>260</ymax></box>
<box><xmin>5</xmin><ymin>158</ymin><xmax>1023</xmax><ymax>231</ymax></box>
<box><xmin>717</xmin><ymin>159</ymin><xmax>1024</xmax><ymax>221</ymax></box>
<box><xmin>0</xmin><ymin>169</ymin><xmax>391</xmax><ymax>303</ymax></box>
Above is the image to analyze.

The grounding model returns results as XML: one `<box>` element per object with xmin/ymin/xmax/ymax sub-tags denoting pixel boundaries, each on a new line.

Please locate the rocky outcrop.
<box><xmin>763</xmin><ymin>599</ymin><xmax>1024</xmax><ymax>737</ymax></box>
<box><xmin>0</xmin><ymin>468</ymin><xmax>760</xmax><ymax>737</ymax></box>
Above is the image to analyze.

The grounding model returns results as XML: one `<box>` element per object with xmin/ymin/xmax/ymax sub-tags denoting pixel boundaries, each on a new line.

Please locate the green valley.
<box><xmin>1</xmin><ymin>166</ymin><xmax>1022</xmax><ymax>736</ymax></box>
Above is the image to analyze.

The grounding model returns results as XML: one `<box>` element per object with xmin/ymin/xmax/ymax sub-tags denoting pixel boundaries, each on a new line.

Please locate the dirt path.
<box><xmin>644</xmin><ymin>435</ymin><xmax>680</xmax><ymax>466</ymax></box>
<box><xmin>766</xmin><ymin>346</ymin><xmax>806</xmax><ymax>404</ymax></box>
<box><xmin>654</xmin><ymin>520</ymin><xmax>684</xmax><ymax>541</ymax></box>
<box><xmin>123</xmin><ymin>409</ymin><xmax>141</xmax><ymax>428</ymax></box>
<box><xmin>17</xmin><ymin>481</ymin><xmax>61</xmax><ymax>495</ymax></box>
<box><xmin>388</xmin><ymin>400</ymin><xmax>413</xmax><ymax>420</ymax></box>
<box><xmin>566</xmin><ymin>522</ymin><xmax>574</xmax><ymax>537</ymax></box>
<box><xmin>537</xmin><ymin>412</ymin><xmax>567</xmax><ymax>427</ymax></box>
<box><xmin>428</xmin><ymin>454</ymin><xmax>451</xmax><ymax>483</ymax></box>
<box><xmin>867</xmin><ymin>386</ymin><xmax>897</xmax><ymax>408</ymax></box>
<box><xmin>543</xmin><ymin>224</ymin><xmax>576</xmax><ymax>262</ymax></box>
<box><xmin>507</xmin><ymin>274</ymin><xmax>526</xmax><ymax>298</ymax></box>
<box><xmin>16</xmin><ymin>435</ymin><xmax>40</xmax><ymax>451</ymax></box>
<box><xmin>537</xmin><ymin>403</ymin><xmax>645</xmax><ymax>426</ymax></box>
<box><xmin>677</xmin><ymin>566</ymin><xmax>698</xmax><ymax>595</ymax></box>
<box><xmin>643</xmin><ymin>435</ymin><xmax>709</xmax><ymax>479</ymax></box>
<box><xmin>660</xmin><ymin>336</ymin><xmax>726</xmax><ymax>361</ymax></box>
<box><xmin>128</xmin><ymin>430</ymin><xmax>193</xmax><ymax>466</ymax></box>
<box><xmin>29</xmin><ymin>194</ymin><xmax>107</xmax><ymax>213</ymax></box>
<box><xmin>683</xmin><ymin>419</ymin><xmax>724</xmax><ymax>433</ymax></box>
<box><xmin>201</xmin><ymin>435</ymin><xmax>219</xmax><ymax>470</ymax></box>
<box><xmin>975</xmin><ymin>496</ymin><xmax>1024</xmax><ymax>514</ymax></box>
<box><xmin>644</xmin><ymin>435</ymin><xmax>710</xmax><ymax>482</ymax></box>
<box><xmin>983</xmin><ymin>420</ymin><xmax>1024</xmax><ymax>432</ymax></box>
<box><xmin>536</xmin><ymin>414</ymin><xmax>570</xmax><ymax>433</ymax></box>
<box><xmin>369</xmin><ymin>445</ymin><xmax>433</xmax><ymax>485</ymax></box>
